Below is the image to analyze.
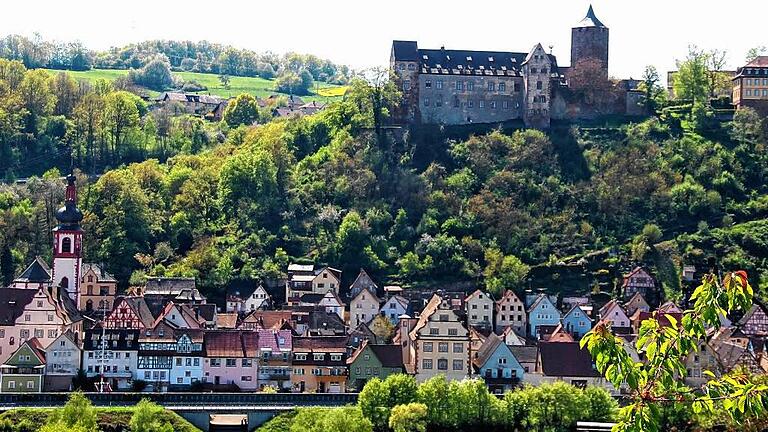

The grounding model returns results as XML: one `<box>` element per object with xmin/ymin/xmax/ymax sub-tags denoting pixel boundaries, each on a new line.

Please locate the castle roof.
<box><xmin>15</xmin><ymin>257</ymin><xmax>51</xmax><ymax>283</ymax></box>
<box><xmin>575</xmin><ymin>5</ymin><xmax>606</xmax><ymax>28</ymax></box>
<box><xmin>392</xmin><ymin>40</ymin><xmax>419</xmax><ymax>62</ymax></box>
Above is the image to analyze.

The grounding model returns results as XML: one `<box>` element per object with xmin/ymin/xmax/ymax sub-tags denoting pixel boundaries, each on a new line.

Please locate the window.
<box><xmin>8</xmin><ymin>381</ymin><xmax>14</xmax><ymax>389</ymax></box>
<box><xmin>436</xmin><ymin>80</ymin><xmax>443</xmax><ymax>89</ymax></box>
<box><xmin>425</xmin><ymin>80</ymin><xmax>432</xmax><ymax>89</ymax></box>
<box><xmin>536</xmin><ymin>81</ymin><xmax>543</xmax><ymax>90</ymax></box>
<box><xmin>499</xmin><ymin>82</ymin><xmax>506</xmax><ymax>92</ymax></box>
<box><xmin>467</xmin><ymin>81</ymin><xmax>474</xmax><ymax>91</ymax></box>
<box><xmin>424</xmin><ymin>98</ymin><xmax>430</xmax><ymax>107</ymax></box>
<box><xmin>437</xmin><ymin>359</ymin><xmax>448</xmax><ymax>370</ymax></box>
<box><xmin>330</xmin><ymin>354</ymin><xmax>342</xmax><ymax>362</ymax></box>
<box><xmin>403</xmin><ymin>79</ymin><xmax>411</xmax><ymax>91</ymax></box>
<box><xmin>422</xmin><ymin>359</ymin><xmax>433</xmax><ymax>370</ymax></box>
<box><xmin>438</xmin><ymin>342</ymin><xmax>448</xmax><ymax>353</ymax></box>
<box><xmin>468</xmin><ymin>100</ymin><xmax>474</xmax><ymax>108</ymax></box>
<box><xmin>541</xmin><ymin>68</ymin><xmax>548</xmax><ymax>74</ymax></box>
<box><xmin>453</xmin><ymin>99</ymin><xmax>460</xmax><ymax>108</ymax></box>
<box><xmin>61</xmin><ymin>237</ymin><xmax>72</xmax><ymax>253</ymax></box>
<box><xmin>453</xmin><ymin>360</ymin><xmax>463</xmax><ymax>370</ymax></box>
<box><xmin>490</xmin><ymin>101</ymin><xmax>497</xmax><ymax>109</ymax></box>
<box><xmin>210</xmin><ymin>358</ymin><xmax>221</xmax><ymax>367</ymax></box>
<box><xmin>502</xmin><ymin>101</ymin><xmax>509</xmax><ymax>109</ymax></box>
<box><xmin>176</xmin><ymin>358</ymin><xmax>182</xmax><ymax>366</ymax></box>
<box><xmin>453</xmin><ymin>343</ymin><xmax>464</xmax><ymax>353</ymax></box>
<box><xmin>407</xmin><ymin>63</ymin><xmax>415</xmax><ymax>71</ymax></box>
<box><xmin>488</xmin><ymin>82</ymin><xmax>495</xmax><ymax>91</ymax></box>
<box><xmin>531</xmin><ymin>67</ymin><xmax>537</xmax><ymax>73</ymax></box>
<box><xmin>479</xmin><ymin>100</ymin><xmax>485</xmax><ymax>108</ymax></box>
<box><xmin>314</xmin><ymin>353</ymin><xmax>325</xmax><ymax>361</ymax></box>
<box><xmin>747</xmin><ymin>90</ymin><xmax>753</xmax><ymax>96</ymax></box>
<box><xmin>455</xmin><ymin>81</ymin><xmax>463</xmax><ymax>91</ymax></box>
<box><xmin>241</xmin><ymin>376</ymin><xmax>253</xmax><ymax>381</ymax></box>
<box><xmin>225</xmin><ymin>359</ymin><xmax>236</xmax><ymax>367</ymax></box>
<box><xmin>448</xmin><ymin>328</ymin><xmax>458</xmax><ymax>336</ymax></box>
<box><xmin>429</xmin><ymin>328</ymin><xmax>439</xmax><ymax>335</ymax></box>
<box><xmin>423</xmin><ymin>342</ymin><xmax>433</xmax><ymax>352</ymax></box>
<box><xmin>498</xmin><ymin>357</ymin><xmax>507</xmax><ymax>365</ymax></box>
<box><xmin>242</xmin><ymin>359</ymin><xmax>253</xmax><ymax>367</ymax></box>
<box><xmin>24</xmin><ymin>314</ymin><xmax>30</xmax><ymax>322</ymax></box>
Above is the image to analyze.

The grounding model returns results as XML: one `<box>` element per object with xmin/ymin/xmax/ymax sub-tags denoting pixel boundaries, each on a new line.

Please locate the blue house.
<box><xmin>562</xmin><ymin>305</ymin><xmax>593</xmax><ymax>339</ymax></box>
<box><xmin>472</xmin><ymin>333</ymin><xmax>524</xmax><ymax>393</ymax></box>
<box><xmin>528</xmin><ymin>294</ymin><xmax>561</xmax><ymax>338</ymax></box>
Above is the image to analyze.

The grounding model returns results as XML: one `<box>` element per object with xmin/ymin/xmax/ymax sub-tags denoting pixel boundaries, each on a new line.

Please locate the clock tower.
<box><xmin>52</xmin><ymin>174</ymin><xmax>84</xmax><ymax>307</ymax></box>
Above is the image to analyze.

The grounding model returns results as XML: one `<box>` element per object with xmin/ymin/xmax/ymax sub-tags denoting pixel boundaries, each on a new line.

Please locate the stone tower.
<box><xmin>522</xmin><ymin>44</ymin><xmax>553</xmax><ymax>129</ymax></box>
<box><xmin>570</xmin><ymin>5</ymin><xmax>609</xmax><ymax>80</ymax></box>
<box><xmin>52</xmin><ymin>174</ymin><xmax>84</xmax><ymax>308</ymax></box>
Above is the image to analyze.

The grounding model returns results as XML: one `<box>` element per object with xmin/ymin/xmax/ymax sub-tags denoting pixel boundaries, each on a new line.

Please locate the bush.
<box><xmin>181</xmin><ymin>80</ymin><xmax>207</xmax><ymax>92</ymax></box>
<box><xmin>388</xmin><ymin>403</ymin><xmax>428</xmax><ymax>432</ymax></box>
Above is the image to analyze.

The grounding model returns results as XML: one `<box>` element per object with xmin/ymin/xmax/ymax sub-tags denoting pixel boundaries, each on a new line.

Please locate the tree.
<box><xmin>568</xmin><ymin>58</ymin><xmax>620</xmax><ymax>115</ymax></box>
<box><xmin>581</xmin><ymin>271</ymin><xmax>765</xmax><ymax>432</ymax></box>
<box><xmin>346</xmin><ymin>68</ymin><xmax>401</xmax><ymax>139</ymax></box>
<box><xmin>484</xmin><ymin>247</ymin><xmax>530</xmax><ymax>296</ymax></box>
<box><xmin>641</xmin><ymin>223</ymin><xmax>663</xmax><ymax>243</ymax></box>
<box><xmin>745</xmin><ymin>46</ymin><xmax>766</xmax><ymax>63</ymax></box>
<box><xmin>318</xmin><ymin>406</ymin><xmax>373</xmax><ymax>432</ymax></box>
<box><xmin>50</xmin><ymin>72</ymin><xmax>78</xmax><ymax>116</ymax></box>
<box><xmin>673</xmin><ymin>46</ymin><xmax>709</xmax><ymax>103</ymax></box>
<box><xmin>218</xmin><ymin>73</ymin><xmax>231</xmax><ymax>90</ymax></box>
<box><xmin>389</xmin><ymin>403</ymin><xmax>428</xmax><ymax>432</ymax></box>
<box><xmin>129</xmin><ymin>55</ymin><xmax>173</xmax><ymax>91</ymax></box>
<box><xmin>705</xmin><ymin>49</ymin><xmax>731</xmax><ymax>98</ymax></box>
<box><xmin>218</xmin><ymin>148</ymin><xmax>279</xmax><ymax>225</ymax></box>
<box><xmin>103</xmin><ymin>91</ymin><xmax>140</xmax><ymax>164</ymax></box>
<box><xmin>18</xmin><ymin>69</ymin><xmax>56</xmax><ymax>121</ymax></box>
<box><xmin>730</xmin><ymin>107</ymin><xmax>764</xmax><ymax>144</ymax></box>
<box><xmin>130</xmin><ymin>399</ymin><xmax>173</xmax><ymax>432</ymax></box>
<box><xmin>638</xmin><ymin>65</ymin><xmax>665</xmax><ymax>113</ymax></box>
<box><xmin>369</xmin><ymin>314</ymin><xmax>395</xmax><ymax>342</ymax></box>
<box><xmin>223</xmin><ymin>93</ymin><xmax>260</xmax><ymax>127</ymax></box>
<box><xmin>47</xmin><ymin>391</ymin><xmax>98</xmax><ymax>432</ymax></box>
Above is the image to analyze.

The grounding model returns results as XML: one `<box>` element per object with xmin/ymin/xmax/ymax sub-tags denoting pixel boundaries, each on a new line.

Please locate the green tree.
<box><xmin>673</xmin><ymin>46</ymin><xmax>709</xmax><ymax>103</ymax></box>
<box><xmin>581</xmin><ymin>271</ymin><xmax>764</xmax><ymax>432</ymax></box>
<box><xmin>369</xmin><ymin>314</ymin><xmax>395</xmax><ymax>342</ymax></box>
<box><xmin>223</xmin><ymin>93</ymin><xmax>260</xmax><ymax>127</ymax></box>
<box><xmin>47</xmin><ymin>391</ymin><xmax>98</xmax><ymax>432</ymax></box>
<box><xmin>218</xmin><ymin>148</ymin><xmax>279</xmax><ymax>226</ymax></box>
<box><xmin>745</xmin><ymin>46</ymin><xmax>766</xmax><ymax>63</ymax></box>
<box><xmin>638</xmin><ymin>65</ymin><xmax>665</xmax><ymax>113</ymax></box>
<box><xmin>318</xmin><ymin>406</ymin><xmax>373</xmax><ymax>432</ymax></box>
<box><xmin>130</xmin><ymin>399</ymin><xmax>173</xmax><ymax>432</ymax></box>
<box><xmin>484</xmin><ymin>247</ymin><xmax>530</xmax><ymax>296</ymax></box>
<box><xmin>129</xmin><ymin>55</ymin><xmax>173</xmax><ymax>91</ymax></box>
<box><xmin>388</xmin><ymin>403</ymin><xmax>428</xmax><ymax>432</ymax></box>
<box><xmin>18</xmin><ymin>69</ymin><xmax>56</xmax><ymax>121</ymax></box>
<box><xmin>103</xmin><ymin>91</ymin><xmax>141</xmax><ymax>164</ymax></box>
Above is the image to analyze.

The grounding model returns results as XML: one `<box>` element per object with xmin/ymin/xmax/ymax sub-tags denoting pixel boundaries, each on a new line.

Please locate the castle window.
<box><xmin>467</xmin><ymin>81</ymin><xmax>474</xmax><ymax>91</ymax></box>
<box><xmin>425</xmin><ymin>80</ymin><xmax>432</xmax><ymax>88</ymax></box>
<box><xmin>747</xmin><ymin>90</ymin><xmax>752</xmax><ymax>96</ymax></box>
<box><xmin>541</xmin><ymin>68</ymin><xmax>548</xmax><ymax>74</ymax></box>
<box><xmin>479</xmin><ymin>100</ymin><xmax>485</xmax><ymax>108</ymax></box>
<box><xmin>424</xmin><ymin>98</ymin><xmax>430</xmax><ymax>107</ymax></box>
<box><xmin>407</xmin><ymin>63</ymin><xmax>415</xmax><ymax>71</ymax></box>
<box><xmin>487</xmin><ymin>82</ymin><xmax>495</xmax><ymax>91</ymax></box>
<box><xmin>490</xmin><ymin>101</ymin><xmax>497</xmax><ymax>109</ymax></box>
<box><xmin>455</xmin><ymin>81</ymin><xmax>463</xmax><ymax>91</ymax></box>
<box><xmin>61</xmin><ymin>237</ymin><xmax>72</xmax><ymax>253</ymax></box>
<box><xmin>514</xmin><ymin>83</ymin><xmax>520</xmax><ymax>92</ymax></box>
<box><xmin>436</xmin><ymin>80</ymin><xmax>443</xmax><ymax>89</ymax></box>
<box><xmin>502</xmin><ymin>101</ymin><xmax>509</xmax><ymax>109</ymax></box>
<box><xmin>537</xmin><ymin>81</ymin><xmax>543</xmax><ymax>90</ymax></box>
<box><xmin>398</xmin><ymin>64</ymin><xmax>405</xmax><ymax>71</ymax></box>
<box><xmin>531</xmin><ymin>68</ymin><xmax>537</xmax><ymax>73</ymax></box>
<box><xmin>499</xmin><ymin>82</ymin><xmax>506</xmax><ymax>92</ymax></box>
<box><xmin>403</xmin><ymin>79</ymin><xmax>411</xmax><ymax>91</ymax></box>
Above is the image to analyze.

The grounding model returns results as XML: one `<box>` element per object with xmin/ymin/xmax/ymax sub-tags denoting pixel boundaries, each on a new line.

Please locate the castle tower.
<box><xmin>52</xmin><ymin>174</ymin><xmax>84</xmax><ymax>307</ymax></box>
<box><xmin>570</xmin><ymin>5</ymin><xmax>609</xmax><ymax>80</ymax></box>
<box><xmin>522</xmin><ymin>44</ymin><xmax>553</xmax><ymax>129</ymax></box>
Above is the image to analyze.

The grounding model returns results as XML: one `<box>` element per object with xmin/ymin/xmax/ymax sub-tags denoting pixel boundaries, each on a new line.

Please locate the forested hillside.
<box><xmin>0</xmin><ymin>56</ymin><xmax>767</xmax><ymax>303</ymax></box>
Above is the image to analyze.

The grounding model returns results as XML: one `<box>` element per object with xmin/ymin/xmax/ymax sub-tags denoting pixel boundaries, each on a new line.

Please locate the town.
<box><xmin>0</xmin><ymin>172</ymin><xmax>764</xmax><ymax>396</ymax></box>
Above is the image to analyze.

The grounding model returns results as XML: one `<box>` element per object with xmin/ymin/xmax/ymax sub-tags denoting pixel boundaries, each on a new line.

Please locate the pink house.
<box><xmin>203</xmin><ymin>331</ymin><xmax>259</xmax><ymax>390</ymax></box>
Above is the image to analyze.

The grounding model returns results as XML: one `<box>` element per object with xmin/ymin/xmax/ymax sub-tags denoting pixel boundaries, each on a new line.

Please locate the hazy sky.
<box><xmin>3</xmin><ymin>1</ymin><xmax>766</xmax><ymax>82</ymax></box>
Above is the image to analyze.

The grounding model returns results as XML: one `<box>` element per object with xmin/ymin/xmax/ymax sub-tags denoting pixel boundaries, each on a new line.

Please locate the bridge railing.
<box><xmin>0</xmin><ymin>392</ymin><xmax>359</xmax><ymax>407</ymax></box>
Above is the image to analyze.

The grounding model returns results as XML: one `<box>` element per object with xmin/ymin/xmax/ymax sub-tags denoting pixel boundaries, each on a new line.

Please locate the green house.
<box><xmin>346</xmin><ymin>341</ymin><xmax>404</xmax><ymax>391</ymax></box>
<box><xmin>1</xmin><ymin>338</ymin><xmax>46</xmax><ymax>392</ymax></box>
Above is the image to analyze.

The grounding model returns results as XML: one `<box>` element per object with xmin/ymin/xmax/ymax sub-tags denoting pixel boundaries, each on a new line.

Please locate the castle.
<box><xmin>390</xmin><ymin>5</ymin><xmax>643</xmax><ymax>129</ymax></box>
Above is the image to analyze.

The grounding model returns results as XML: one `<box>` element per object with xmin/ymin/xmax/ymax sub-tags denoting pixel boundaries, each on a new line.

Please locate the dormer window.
<box><xmin>466</xmin><ymin>56</ymin><xmax>472</xmax><ymax>62</ymax></box>
<box><xmin>488</xmin><ymin>56</ymin><xmax>494</xmax><ymax>62</ymax></box>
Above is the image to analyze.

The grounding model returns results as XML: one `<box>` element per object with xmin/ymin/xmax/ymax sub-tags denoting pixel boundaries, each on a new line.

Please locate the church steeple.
<box><xmin>55</xmin><ymin>174</ymin><xmax>83</xmax><ymax>229</ymax></box>
<box><xmin>576</xmin><ymin>5</ymin><xmax>606</xmax><ymax>28</ymax></box>
<box><xmin>52</xmin><ymin>173</ymin><xmax>84</xmax><ymax>308</ymax></box>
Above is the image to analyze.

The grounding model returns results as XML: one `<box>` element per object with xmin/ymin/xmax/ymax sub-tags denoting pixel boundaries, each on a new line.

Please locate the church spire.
<box><xmin>576</xmin><ymin>4</ymin><xmax>606</xmax><ymax>28</ymax></box>
<box><xmin>55</xmin><ymin>173</ymin><xmax>83</xmax><ymax>228</ymax></box>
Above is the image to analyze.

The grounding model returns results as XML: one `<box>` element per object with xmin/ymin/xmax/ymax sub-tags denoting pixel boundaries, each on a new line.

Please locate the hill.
<box><xmin>43</xmin><ymin>68</ymin><xmax>346</xmax><ymax>102</ymax></box>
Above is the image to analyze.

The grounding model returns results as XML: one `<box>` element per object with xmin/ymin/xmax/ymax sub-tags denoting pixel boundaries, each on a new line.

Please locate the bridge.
<box><xmin>0</xmin><ymin>392</ymin><xmax>359</xmax><ymax>431</ymax></box>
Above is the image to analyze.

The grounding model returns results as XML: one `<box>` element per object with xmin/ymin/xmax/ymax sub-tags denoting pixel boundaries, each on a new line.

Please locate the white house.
<box><xmin>380</xmin><ymin>295</ymin><xmax>408</xmax><ymax>324</ymax></box>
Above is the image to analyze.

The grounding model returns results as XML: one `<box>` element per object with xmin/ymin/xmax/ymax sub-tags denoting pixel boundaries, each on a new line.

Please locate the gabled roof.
<box><xmin>383</xmin><ymin>295</ymin><xmax>408</xmax><ymax>310</ymax></box>
<box><xmin>575</xmin><ymin>5</ymin><xmax>606</xmax><ymax>28</ymax></box>
<box><xmin>538</xmin><ymin>342</ymin><xmax>600</xmax><ymax>377</ymax></box>
<box><xmin>528</xmin><ymin>293</ymin><xmax>557</xmax><ymax>313</ymax></box>
<box><xmin>204</xmin><ymin>331</ymin><xmax>245</xmax><ymax>357</ymax></box>
<box><xmin>300</xmin><ymin>293</ymin><xmax>324</xmax><ymax>304</ymax></box>
<box><xmin>293</xmin><ymin>335</ymin><xmax>348</xmax><ymax>352</ymax></box>
<box><xmin>0</xmin><ymin>289</ymin><xmax>38</xmax><ymax>325</ymax></box>
<box><xmin>547</xmin><ymin>324</ymin><xmax>575</xmax><ymax>343</ymax></box>
<box><xmin>81</xmin><ymin>263</ymin><xmax>117</xmax><ymax>282</ymax></box>
<box><xmin>745</xmin><ymin>56</ymin><xmax>768</xmax><ymax>68</ymax></box>
<box><xmin>658</xmin><ymin>301</ymin><xmax>682</xmax><ymax>314</ymax></box>
<box><xmin>15</xmin><ymin>257</ymin><xmax>51</xmax><ymax>283</ymax></box>
<box><xmin>119</xmin><ymin>297</ymin><xmax>157</xmax><ymax>328</ymax></box>
<box><xmin>465</xmin><ymin>289</ymin><xmax>491</xmax><ymax>303</ymax></box>
<box><xmin>509</xmin><ymin>345</ymin><xmax>538</xmax><ymax>364</ymax></box>
<box><xmin>13</xmin><ymin>338</ymin><xmax>46</xmax><ymax>364</ymax></box>
<box><xmin>473</xmin><ymin>333</ymin><xmax>505</xmax><ymax>367</ymax></box>
<box><xmin>599</xmin><ymin>299</ymin><xmax>628</xmax><ymax>318</ymax></box>
<box><xmin>409</xmin><ymin>294</ymin><xmax>442</xmax><ymax>340</ymax></box>
<box><xmin>257</xmin><ymin>329</ymin><xmax>292</xmax><ymax>351</ymax></box>
<box><xmin>241</xmin><ymin>310</ymin><xmax>294</xmax><ymax>330</ymax></box>
<box><xmin>216</xmin><ymin>313</ymin><xmax>238</xmax><ymax>329</ymax></box>
<box><xmin>737</xmin><ymin>303</ymin><xmax>768</xmax><ymax>329</ymax></box>
<box><xmin>625</xmin><ymin>292</ymin><xmax>650</xmax><ymax>312</ymax></box>
<box><xmin>350</xmin><ymin>269</ymin><xmax>378</xmax><ymax>296</ymax></box>
<box><xmin>499</xmin><ymin>326</ymin><xmax>526</xmax><ymax>346</ymax></box>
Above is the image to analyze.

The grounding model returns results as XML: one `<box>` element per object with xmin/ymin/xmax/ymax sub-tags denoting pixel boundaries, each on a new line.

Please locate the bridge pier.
<box><xmin>172</xmin><ymin>407</ymin><xmax>285</xmax><ymax>432</ymax></box>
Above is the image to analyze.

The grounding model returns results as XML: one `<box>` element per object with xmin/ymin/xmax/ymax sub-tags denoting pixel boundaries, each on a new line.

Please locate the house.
<box><xmin>216</xmin><ymin>313</ymin><xmax>239</xmax><ymax>330</ymax></box>
<box><xmin>546</xmin><ymin>324</ymin><xmax>575</xmax><ymax>343</ymax></box>
<box><xmin>499</xmin><ymin>326</ymin><xmax>526</xmax><ymax>346</ymax></box>
<box><xmin>83</xmin><ymin>325</ymin><xmax>139</xmax><ymax>390</ymax></box>
<box><xmin>291</xmin><ymin>336</ymin><xmax>348</xmax><ymax>393</ymax></box>
<box><xmin>104</xmin><ymin>297</ymin><xmax>156</xmax><ymax>330</ymax></box>
<box><xmin>349</xmin><ymin>269</ymin><xmax>378</xmax><ymax>301</ymax></box>
<box><xmin>732</xmin><ymin>56</ymin><xmax>768</xmax><ymax>115</ymax></box>
<box><xmin>510</xmin><ymin>346</ymin><xmax>538</xmax><ymax>375</ymax></box>
<box><xmin>226</xmin><ymin>293</ymin><xmax>245</xmax><ymax>313</ymax></box>
<box><xmin>473</xmin><ymin>333</ymin><xmax>524</xmax><ymax>394</ymax></box>
<box><xmin>348</xmin><ymin>322</ymin><xmax>378</xmax><ymax>351</ymax></box>
<box><xmin>408</xmin><ymin>294</ymin><xmax>471</xmax><ymax>382</ymax></box>
<box><xmin>137</xmin><ymin>320</ymin><xmax>178</xmax><ymax>391</ymax></box>
<box><xmin>738</xmin><ymin>303</ymin><xmax>768</xmax><ymax>337</ymax></box>
<box><xmin>682</xmin><ymin>265</ymin><xmax>697</xmax><ymax>282</ymax></box>
<box><xmin>43</xmin><ymin>331</ymin><xmax>81</xmax><ymax>391</ymax></box>
<box><xmin>203</xmin><ymin>331</ymin><xmax>258</xmax><ymax>390</ymax></box>
<box><xmin>0</xmin><ymin>338</ymin><xmax>46</xmax><ymax>392</ymax></box>
<box><xmin>683</xmin><ymin>339</ymin><xmax>722</xmax><ymax>387</ymax></box>
<box><xmin>535</xmin><ymin>341</ymin><xmax>614</xmax><ymax>393</ymax></box>
<box><xmin>0</xmin><ymin>287</ymin><xmax>83</xmax><ymax>365</ymax></box>
<box><xmin>380</xmin><ymin>295</ymin><xmax>408</xmax><ymax>325</ymax></box>
<box><xmin>245</xmin><ymin>285</ymin><xmax>271</xmax><ymax>312</ymax></box>
<box><xmin>80</xmin><ymin>263</ymin><xmax>117</xmax><ymax>314</ymax></box>
<box><xmin>349</xmin><ymin>287</ymin><xmax>382</xmax><ymax>328</ymax></box>
<box><xmin>465</xmin><ymin>290</ymin><xmax>493</xmax><ymax>329</ymax></box>
<box><xmin>141</xmin><ymin>277</ymin><xmax>207</xmax><ymax>305</ymax></box>
<box><xmin>317</xmin><ymin>291</ymin><xmax>345</xmax><ymax>320</ymax></box>
<box><xmin>496</xmin><ymin>290</ymin><xmax>527</xmax><ymax>335</ymax></box>
<box><xmin>239</xmin><ymin>310</ymin><xmax>294</xmax><ymax>331</ymax></box>
<box><xmin>562</xmin><ymin>305</ymin><xmax>593</xmax><ymax>339</ymax></box>
<box><xmin>255</xmin><ymin>329</ymin><xmax>292</xmax><ymax>390</ymax></box>
<box><xmin>169</xmin><ymin>329</ymin><xmax>205</xmax><ymax>389</ymax></box>
<box><xmin>347</xmin><ymin>341</ymin><xmax>405</xmax><ymax>391</ymax></box>
<box><xmin>598</xmin><ymin>300</ymin><xmax>631</xmax><ymax>330</ymax></box>
<box><xmin>156</xmin><ymin>92</ymin><xmax>225</xmax><ymax>117</ymax></box>
<box><xmin>285</xmin><ymin>264</ymin><xmax>341</xmax><ymax>305</ymax></box>
<box><xmin>621</xmin><ymin>267</ymin><xmax>656</xmax><ymax>299</ymax></box>
<box><xmin>527</xmin><ymin>293</ymin><xmax>561</xmax><ymax>339</ymax></box>
<box><xmin>11</xmin><ymin>257</ymin><xmax>51</xmax><ymax>290</ymax></box>
<box><xmin>305</xmin><ymin>309</ymin><xmax>346</xmax><ymax>336</ymax></box>
<box><xmin>624</xmin><ymin>292</ymin><xmax>650</xmax><ymax>317</ymax></box>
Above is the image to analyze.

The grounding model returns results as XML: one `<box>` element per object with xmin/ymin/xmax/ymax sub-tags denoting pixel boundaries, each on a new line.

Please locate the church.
<box><xmin>390</xmin><ymin>5</ymin><xmax>643</xmax><ymax>129</ymax></box>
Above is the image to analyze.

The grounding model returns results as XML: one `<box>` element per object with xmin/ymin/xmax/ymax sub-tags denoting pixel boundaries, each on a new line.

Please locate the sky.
<box><xmin>2</xmin><ymin>1</ymin><xmax>766</xmax><ymax>83</ymax></box>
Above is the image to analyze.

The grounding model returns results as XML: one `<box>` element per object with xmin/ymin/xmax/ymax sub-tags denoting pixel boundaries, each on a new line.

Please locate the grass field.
<box><xmin>43</xmin><ymin>68</ymin><xmax>346</xmax><ymax>102</ymax></box>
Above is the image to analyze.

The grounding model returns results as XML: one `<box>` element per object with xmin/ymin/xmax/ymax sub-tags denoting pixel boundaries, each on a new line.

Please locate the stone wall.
<box><xmin>570</xmin><ymin>27</ymin><xmax>609</xmax><ymax>80</ymax></box>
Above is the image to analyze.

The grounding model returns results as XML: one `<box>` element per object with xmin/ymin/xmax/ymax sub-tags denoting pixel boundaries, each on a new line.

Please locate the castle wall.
<box><xmin>417</xmin><ymin>74</ymin><xmax>525</xmax><ymax>124</ymax></box>
<box><xmin>571</xmin><ymin>27</ymin><xmax>609</xmax><ymax>79</ymax></box>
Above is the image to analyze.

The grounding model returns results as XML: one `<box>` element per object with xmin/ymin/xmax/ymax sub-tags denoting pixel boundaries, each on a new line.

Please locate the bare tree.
<box><xmin>706</xmin><ymin>49</ymin><xmax>729</xmax><ymax>98</ymax></box>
